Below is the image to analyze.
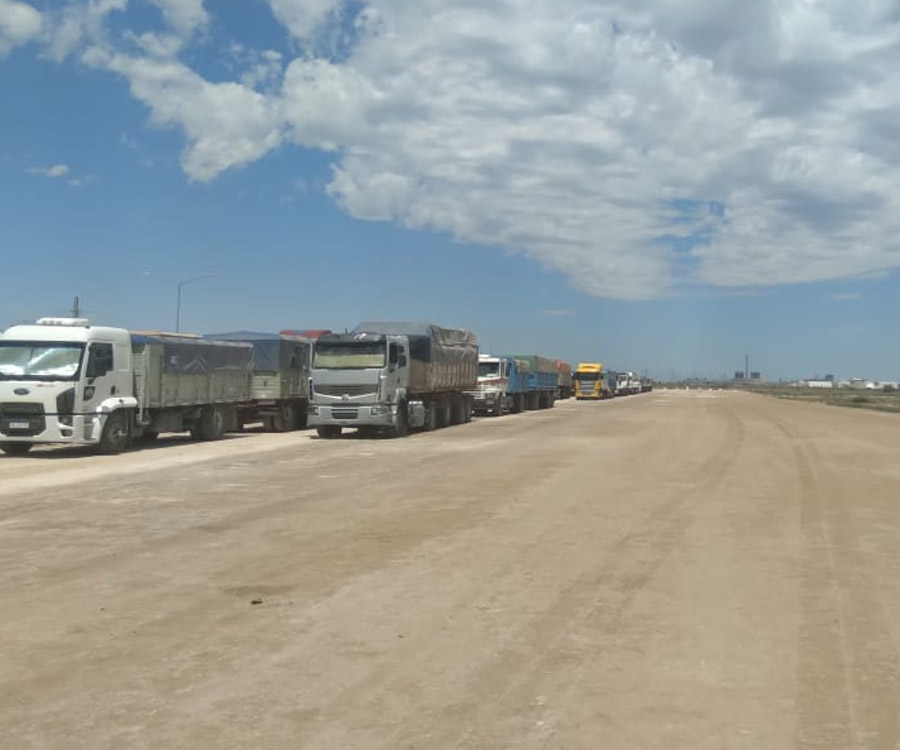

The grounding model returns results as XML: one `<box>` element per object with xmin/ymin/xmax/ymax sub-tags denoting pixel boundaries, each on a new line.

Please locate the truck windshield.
<box><xmin>313</xmin><ymin>342</ymin><xmax>386</xmax><ymax>369</ymax></box>
<box><xmin>0</xmin><ymin>342</ymin><xmax>85</xmax><ymax>381</ymax></box>
<box><xmin>478</xmin><ymin>362</ymin><xmax>500</xmax><ymax>378</ymax></box>
<box><xmin>576</xmin><ymin>372</ymin><xmax>599</xmax><ymax>381</ymax></box>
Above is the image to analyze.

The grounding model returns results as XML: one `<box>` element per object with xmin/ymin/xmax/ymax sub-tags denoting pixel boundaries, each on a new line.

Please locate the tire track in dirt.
<box><xmin>363</xmin><ymin>400</ymin><xmax>746</xmax><ymax>749</ymax></box>
<box><xmin>766</xmin><ymin>413</ymin><xmax>900</xmax><ymax>750</ymax></box>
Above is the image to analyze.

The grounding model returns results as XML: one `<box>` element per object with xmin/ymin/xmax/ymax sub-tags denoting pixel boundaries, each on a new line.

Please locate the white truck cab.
<box><xmin>0</xmin><ymin>318</ymin><xmax>136</xmax><ymax>454</ymax></box>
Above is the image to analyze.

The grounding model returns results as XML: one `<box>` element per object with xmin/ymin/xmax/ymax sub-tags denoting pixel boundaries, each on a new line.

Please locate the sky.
<box><xmin>1</xmin><ymin>0</ymin><xmax>899</xmax><ymax>380</ymax></box>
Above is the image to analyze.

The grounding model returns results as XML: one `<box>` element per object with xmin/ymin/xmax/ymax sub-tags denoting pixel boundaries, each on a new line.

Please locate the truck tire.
<box><xmin>316</xmin><ymin>426</ymin><xmax>341</xmax><ymax>439</ymax></box>
<box><xmin>98</xmin><ymin>411</ymin><xmax>131</xmax><ymax>454</ymax></box>
<box><xmin>392</xmin><ymin>402</ymin><xmax>409</xmax><ymax>438</ymax></box>
<box><xmin>435</xmin><ymin>399</ymin><xmax>449</xmax><ymax>428</ymax></box>
<box><xmin>449</xmin><ymin>397</ymin><xmax>463</xmax><ymax>424</ymax></box>
<box><xmin>0</xmin><ymin>442</ymin><xmax>32</xmax><ymax>456</ymax></box>
<box><xmin>464</xmin><ymin>399</ymin><xmax>473</xmax><ymax>423</ymax></box>
<box><xmin>196</xmin><ymin>405</ymin><xmax>225</xmax><ymax>441</ymax></box>
<box><xmin>265</xmin><ymin>403</ymin><xmax>295</xmax><ymax>433</ymax></box>
<box><xmin>423</xmin><ymin>403</ymin><xmax>438</xmax><ymax>431</ymax></box>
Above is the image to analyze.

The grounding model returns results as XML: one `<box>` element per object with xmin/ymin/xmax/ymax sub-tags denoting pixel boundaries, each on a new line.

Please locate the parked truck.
<box><xmin>206</xmin><ymin>331</ymin><xmax>320</xmax><ymax>432</ymax></box>
<box><xmin>510</xmin><ymin>354</ymin><xmax>558</xmax><ymax>409</ymax></box>
<box><xmin>557</xmin><ymin>361</ymin><xmax>573</xmax><ymax>400</ymax></box>
<box><xmin>573</xmin><ymin>362</ymin><xmax>612</xmax><ymax>400</ymax></box>
<box><xmin>469</xmin><ymin>354</ymin><xmax>531</xmax><ymax>416</ymax></box>
<box><xmin>308</xmin><ymin>321</ymin><xmax>478</xmax><ymax>438</ymax></box>
<box><xmin>614</xmin><ymin>371</ymin><xmax>631</xmax><ymax>396</ymax></box>
<box><xmin>0</xmin><ymin>318</ymin><xmax>252</xmax><ymax>455</ymax></box>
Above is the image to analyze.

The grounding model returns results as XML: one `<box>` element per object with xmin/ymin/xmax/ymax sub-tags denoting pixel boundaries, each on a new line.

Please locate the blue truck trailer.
<box><xmin>511</xmin><ymin>354</ymin><xmax>558</xmax><ymax>409</ymax></box>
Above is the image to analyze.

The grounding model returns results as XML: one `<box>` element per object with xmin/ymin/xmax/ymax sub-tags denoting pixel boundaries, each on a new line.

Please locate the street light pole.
<box><xmin>175</xmin><ymin>272</ymin><xmax>218</xmax><ymax>333</ymax></box>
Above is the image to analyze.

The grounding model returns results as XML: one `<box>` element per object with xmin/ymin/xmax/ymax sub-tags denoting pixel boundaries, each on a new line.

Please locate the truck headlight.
<box><xmin>370</xmin><ymin>406</ymin><xmax>388</xmax><ymax>416</ymax></box>
<box><xmin>308</xmin><ymin>406</ymin><xmax>319</xmax><ymax>416</ymax></box>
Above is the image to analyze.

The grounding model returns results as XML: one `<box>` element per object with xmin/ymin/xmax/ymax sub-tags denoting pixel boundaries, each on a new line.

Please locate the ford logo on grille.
<box><xmin>14</xmin><ymin>388</ymin><xmax>29</xmax><ymax>396</ymax></box>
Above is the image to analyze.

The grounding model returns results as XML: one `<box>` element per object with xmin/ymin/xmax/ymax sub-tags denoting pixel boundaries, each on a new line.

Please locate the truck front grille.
<box><xmin>0</xmin><ymin>402</ymin><xmax>46</xmax><ymax>437</ymax></box>
<box><xmin>331</xmin><ymin>409</ymin><xmax>359</xmax><ymax>420</ymax></box>
<box><xmin>315</xmin><ymin>385</ymin><xmax>377</xmax><ymax>397</ymax></box>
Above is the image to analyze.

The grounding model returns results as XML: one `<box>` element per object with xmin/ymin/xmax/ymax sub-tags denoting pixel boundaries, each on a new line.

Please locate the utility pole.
<box><xmin>176</xmin><ymin>272</ymin><xmax>218</xmax><ymax>333</ymax></box>
<box><xmin>745</xmin><ymin>353</ymin><xmax>749</xmax><ymax>379</ymax></box>
<box><xmin>70</xmin><ymin>296</ymin><xmax>80</xmax><ymax>318</ymax></box>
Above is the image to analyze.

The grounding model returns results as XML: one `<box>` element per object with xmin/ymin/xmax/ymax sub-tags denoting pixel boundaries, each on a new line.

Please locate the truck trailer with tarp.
<box><xmin>205</xmin><ymin>331</ymin><xmax>314</xmax><ymax>432</ymax></box>
<box><xmin>557</xmin><ymin>361</ymin><xmax>573</xmax><ymax>399</ymax></box>
<box><xmin>510</xmin><ymin>354</ymin><xmax>559</xmax><ymax>409</ymax></box>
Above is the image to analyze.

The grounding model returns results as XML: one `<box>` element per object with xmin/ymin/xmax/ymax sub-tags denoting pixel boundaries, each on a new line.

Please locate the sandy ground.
<box><xmin>1</xmin><ymin>391</ymin><xmax>899</xmax><ymax>749</ymax></box>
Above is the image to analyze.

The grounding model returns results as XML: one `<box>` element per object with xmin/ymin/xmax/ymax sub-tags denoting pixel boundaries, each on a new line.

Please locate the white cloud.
<box><xmin>30</xmin><ymin>1</ymin><xmax>900</xmax><ymax>297</ymax></box>
<box><xmin>265</xmin><ymin>0</ymin><xmax>345</xmax><ymax>40</ymax></box>
<box><xmin>148</xmin><ymin>0</ymin><xmax>208</xmax><ymax>37</ymax></box>
<box><xmin>45</xmin><ymin>0</ymin><xmax>126</xmax><ymax>61</ymax></box>
<box><xmin>28</xmin><ymin>164</ymin><xmax>70</xmax><ymax>177</ymax></box>
<box><xmin>0</xmin><ymin>0</ymin><xmax>41</xmax><ymax>55</ymax></box>
<box><xmin>83</xmin><ymin>47</ymin><xmax>284</xmax><ymax>180</ymax></box>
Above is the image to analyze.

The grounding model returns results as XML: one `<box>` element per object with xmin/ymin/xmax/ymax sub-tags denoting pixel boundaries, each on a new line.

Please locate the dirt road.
<box><xmin>1</xmin><ymin>391</ymin><xmax>899</xmax><ymax>749</ymax></box>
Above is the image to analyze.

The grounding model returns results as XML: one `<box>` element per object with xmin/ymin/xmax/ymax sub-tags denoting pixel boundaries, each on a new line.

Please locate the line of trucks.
<box><xmin>573</xmin><ymin>363</ymin><xmax>654</xmax><ymax>400</ymax></box>
<box><xmin>0</xmin><ymin>317</ymin><xmax>650</xmax><ymax>455</ymax></box>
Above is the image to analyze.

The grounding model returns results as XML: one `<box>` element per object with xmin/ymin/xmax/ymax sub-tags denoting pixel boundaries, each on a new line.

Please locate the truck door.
<box><xmin>80</xmin><ymin>342</ymin><xmax>117</xmax><ymax>413</ymax></box>
<box><xmin>388</xmin><ymin>342</ymin><xmax>408</xmax><ymax>397</ymax></box>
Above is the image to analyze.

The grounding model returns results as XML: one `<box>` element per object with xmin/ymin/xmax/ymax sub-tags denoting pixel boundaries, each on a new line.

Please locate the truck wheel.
<box><xmin>393</xmin><ymin>402</ymin><xmax>409</xmax><ymax>438</ymax></box>
<box><xmin>294</xmin><ymin>406</ymin><xmax>308</xmax><ymax>431</ymax></box>
<box><xmin>423</xmin><ymin>404</ymin><xmax>438</xmax><ymax>431</ymax></box>
<box><xmin>99</xmin><ymin>411</ymin><xmax>131</xmax><ymax>454</ymax></box>
<box><xmin>464</xmin><ymin>399</ymin><xmax>473</xmax><ymax>422</ymax></box>
<box><xmin>0</xmin><ymin>442</ymin><xmax>32</xmax><ymax>456</ymax></box>
<box><xmin>276</xmin><ymin>404</ymin><xmax>295</xmax><ymax>432</ymax></box>
<box><xmin>317</xmin><ymin>425</ymin><xmax>341</xmax><ymax>439</ymax></box>
<box><xmin>196</xmin><ymin>405</ymin><xmax>225</xmax><ymax>441</ymax></box>
<box><xmin>435</xmin><ymin>400</ymin><xmax>449</xmax><ymax>428</ymax></box>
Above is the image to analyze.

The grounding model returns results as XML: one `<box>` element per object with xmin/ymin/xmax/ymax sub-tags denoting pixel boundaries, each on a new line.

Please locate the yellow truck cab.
<box><xmin>573</xmin><ymin>362</ymin><xmax>610</xmax><ymax>400</ymax></box>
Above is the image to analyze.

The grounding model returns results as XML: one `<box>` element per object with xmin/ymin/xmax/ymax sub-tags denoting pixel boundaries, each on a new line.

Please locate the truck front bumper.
<box><xmin>0</xmin><ymin>413</ymin><xmax>103</xmax><ymax>446</ymax></box>
<box><xmin>307</xmin><ymin>403</ymin><xmax>398</xmax><ymax>429</ymax></box>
